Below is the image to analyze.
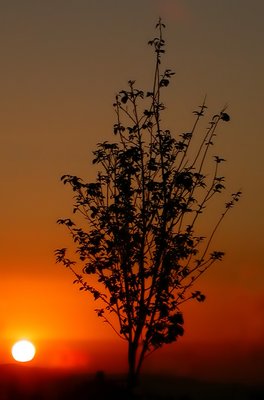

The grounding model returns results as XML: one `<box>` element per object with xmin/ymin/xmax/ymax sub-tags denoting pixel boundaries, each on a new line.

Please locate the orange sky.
<box><xmin>0</xmin><ymin>0</ymin><xmax>263</xmax><ymax>383</ymax></box>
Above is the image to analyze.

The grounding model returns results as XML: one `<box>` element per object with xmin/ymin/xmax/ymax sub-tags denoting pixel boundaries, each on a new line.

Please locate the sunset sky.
<box><xmin>0</xmin><ymin>0</ymin><xmax>263</xmax><ymax>383</ymax></box>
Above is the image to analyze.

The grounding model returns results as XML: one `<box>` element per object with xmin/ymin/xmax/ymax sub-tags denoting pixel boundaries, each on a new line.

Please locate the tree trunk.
<box><xmin>127</xmin><ymin>341</ymin><xmax>139</xmax><ymax>397</ymax></box>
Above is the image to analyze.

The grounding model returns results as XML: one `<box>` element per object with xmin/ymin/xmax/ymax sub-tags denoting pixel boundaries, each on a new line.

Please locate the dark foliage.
<box><xmin>56</xmin><ymin>19</ymin><xmax>241</xmax><ymax>388</ymax></box>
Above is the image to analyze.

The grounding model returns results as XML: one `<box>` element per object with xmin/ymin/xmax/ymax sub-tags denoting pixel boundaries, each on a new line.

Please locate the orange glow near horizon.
<box><xmin>0</xmin><ymin>268</ymin><xmax>263</xmax><ymax>381</ymax></box>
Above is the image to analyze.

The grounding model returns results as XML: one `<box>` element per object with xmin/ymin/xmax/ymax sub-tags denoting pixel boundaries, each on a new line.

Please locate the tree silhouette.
<box><xmin>55</xmin><ymin>19</ymin><xmax>241</xmax><ymax>391</ymax></box>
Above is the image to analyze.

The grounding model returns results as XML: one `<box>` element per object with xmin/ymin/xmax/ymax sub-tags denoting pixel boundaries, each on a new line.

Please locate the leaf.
<box><xmin>214</xmin><ymin>156</ymin><xmax>226</xmax><ymax>163</ymax></box>
<box><xmin>192</xmin><ymin>291</ymin><xmax>206</xmax><ymax>302</ymax></box>
<box><xmin>160</xmin><ymin>78</ymin><xmax>170</xmax><ymax>87</ymax></box>
<box><xmin>121</xmin><ymin>95</ymin><xmax>128</xmax><ymax>104</ymax></box>
<box><xmin>220</xmin><ymin>112</ymin><xmax>230</xmax><ymax>122</ymax></box>
<box><xmin>93</xmin><ymin>290</ymin><xmax>100</xmax><ymax>300</ymax></box>
<box><xmin>95</xmin><ymin>308</ymin><xmax>104</xmax><ymax>317</ymax></box>
<box><xmin>210</xmin><ymin>251</ymin><xmax>225</xmax><ymax>260</ymax></box>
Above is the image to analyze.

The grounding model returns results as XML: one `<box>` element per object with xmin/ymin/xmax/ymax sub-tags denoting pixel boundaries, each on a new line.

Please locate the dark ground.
<box><xmin>0</xmin><ymin>364</ymin><xmax>263</xmax><ymax>400</ymax></box>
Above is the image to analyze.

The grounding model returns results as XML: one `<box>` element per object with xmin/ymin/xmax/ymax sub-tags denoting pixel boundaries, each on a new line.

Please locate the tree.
<box><xmin>55</xmin><ymin>19</ymin><xmax>241</xmax><ymax>391</ymax></box>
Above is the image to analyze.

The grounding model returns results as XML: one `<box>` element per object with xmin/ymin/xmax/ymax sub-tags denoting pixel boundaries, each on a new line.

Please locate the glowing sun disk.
<box><xmin>11</xmin><ymin>340</ymin><xmax>36</xmax><ymax>362</ymax></box>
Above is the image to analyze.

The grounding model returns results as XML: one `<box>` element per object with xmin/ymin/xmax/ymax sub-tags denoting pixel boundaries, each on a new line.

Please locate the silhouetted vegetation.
<box><xmin>1</xmin><ymin>365</ymin><xmax>262</xmax><ymax>399</ymax></box>
<box><xmin>56</xmin><ymin>19</ymin><xmax>241</xmax><ymax>391</ymax></box>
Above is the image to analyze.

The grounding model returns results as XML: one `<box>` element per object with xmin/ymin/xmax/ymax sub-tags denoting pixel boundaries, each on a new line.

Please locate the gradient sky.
<box><xmin>0</xmin><ymin>0</ymin><xmax>263</xmax><ymax>382</ymax></box>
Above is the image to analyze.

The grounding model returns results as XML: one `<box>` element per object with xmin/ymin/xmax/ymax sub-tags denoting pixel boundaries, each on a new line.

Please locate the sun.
<box><xmin>11</xmin><ymin>340</ymin><xmax>36</xmax><ymax>363</ymax></box>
